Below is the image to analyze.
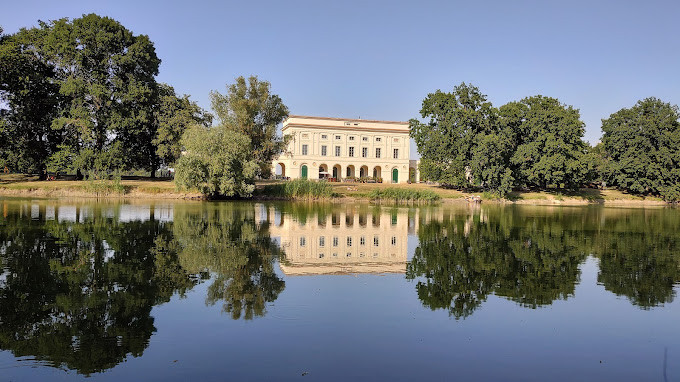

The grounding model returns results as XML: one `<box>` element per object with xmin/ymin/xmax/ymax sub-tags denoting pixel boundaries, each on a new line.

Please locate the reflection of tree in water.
<box><xmin>0</xmin><ymin>202</ymin><xmax>287</xmax><ymax>374</ymax></box>
<box><xmin>407</xmin><ymin>208</ymin><xmax>590</xmax><ymax>319</ymax></box>
<box><xmin>594</xmin><ymin>209</ymin><xmax>680</xmax><ymax>309</ymax></box>
<box><xmin>0</xmin><ymin>205</ymin><xmax>197</xmax><ymax>375</ymax></box>
<box><xmin>171</xmin><ymin>203</ymin><xmax>285</xmax><ymax>320</ymax></box>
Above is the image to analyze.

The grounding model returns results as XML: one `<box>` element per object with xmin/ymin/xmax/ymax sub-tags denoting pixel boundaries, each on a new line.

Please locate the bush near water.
<box><xmin>368</xmin><ymin>187</ymin><xmax>441</xmax><ymax>203</ymax></box>
<box><xmin>258</xmin><ymin>179</ymin><xmax>337</xmax><ymax>199</ymax></box>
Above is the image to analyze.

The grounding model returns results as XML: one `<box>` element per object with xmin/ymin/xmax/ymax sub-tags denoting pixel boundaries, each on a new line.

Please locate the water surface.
<box><xmin>0</xmin><ymin>199</ymin><xmax>678</xmax><ymax>381</ymax></box>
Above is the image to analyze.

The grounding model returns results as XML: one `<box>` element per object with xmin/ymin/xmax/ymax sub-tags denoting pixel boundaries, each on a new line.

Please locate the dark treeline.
<box><xmin>410</xmin><ymin>83</ymin><xmax>680</xmax><ymax>201</ymax></box>
<box><xmin>0</xmin><ymin>15</ymin><xmax>211</xmax><ymax>179</ymax></box>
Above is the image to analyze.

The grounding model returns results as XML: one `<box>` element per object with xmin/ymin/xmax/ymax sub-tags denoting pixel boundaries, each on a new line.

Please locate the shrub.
<box><xmin>258</xmin><ymin>179</ymin><xmax>337</xmax><ymax>199</ymax></box>
<box><xmin>368</xmin><ymin>187</ymin><xmax>441</xmax><ymax>203</ymax></box>
<box><xmin>175</xmin><ymin>125</ymin><xmax>258</xmax><ymax>198</ymax></box>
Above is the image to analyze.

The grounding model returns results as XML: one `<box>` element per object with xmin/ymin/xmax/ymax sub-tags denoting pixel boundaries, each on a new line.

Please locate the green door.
<box><xmin>301</xmin><ymin>165</ymin><xmax>308</xmax><ymax>179</ymax></box>
<box><xmin>392</xmin><ymin>168</ymin><xmax>398</xmax><ymax>183</ymax></box>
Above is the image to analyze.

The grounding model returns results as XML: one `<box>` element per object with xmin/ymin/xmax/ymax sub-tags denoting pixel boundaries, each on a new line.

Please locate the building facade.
<box><xmin>272</xmin><ymin>115</ymin><xmax>419</xmax><ymax>183</ymax></box>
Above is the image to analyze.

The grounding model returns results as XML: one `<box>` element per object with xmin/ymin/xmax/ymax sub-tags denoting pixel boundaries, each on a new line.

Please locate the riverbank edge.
<box><xmin>0</xmin><ymin>183</ymin><xmax>670</xmax><ymax>207</ymax></box>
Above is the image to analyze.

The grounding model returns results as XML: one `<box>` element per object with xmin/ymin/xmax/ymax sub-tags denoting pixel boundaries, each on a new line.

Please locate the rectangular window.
<box><xmin>300</xmin><ymin>237</ymin><xmax>306</xmax><ymax>247</ymax></box>
<box><xmin>376</xmin><ymin>137</ymin><xmax>382</xmax><ymax>142</ymax></box>
<box><xmin>347</xmin><ymin>237</ymin><xmax>352</xmax><ymax>247</ymax></box>
<box><xmin>362</xmin><ymin>147</ymin><xmax>368</xmax><ymax>158</ymax></box>
<box><xmin>349</xmin><ymin>147</ymin><xmax>355</xmax><ymax>157</ymax></box>
<box><xmin>333</xmin><ymin>237</ymin><xmax>339</xmax><ymax>247</ymax></box>
<box><xmin>393</xmin><ymin>148</ymin><xmax>399</xmax><ymax>159</ymax></box>
<box><xmin>360</xmin><ymin>236</ymin><xmax>366</xmax><ymax>246</ymax></box>
<box><xmin>362</xmin><ymin>137</ymin><xmax>368</xmax><ymax>141</ymax></box>
<box><xmin>321</xmin><ymin>145</ymin><xmax>327</xmax><ymax>156</ymax></box>
<box><xmin>373</xmin><ymin>236</ymin><xmax>379</xmax><ymax>247</ymax></box>
<box><xmin>349</xmin><ymin>136</ymin><xmax>355</xmax><ymax>141</ymax></box>
<box><xmin>375</xmin><ymin>148</ymin><xmax>381</xmax><ymax>158</ymax></box>
<box><xmin>302</xmin><ymin>144</ymin><xmax>308</xmax><ymax>155</ymax></box>
<box><xmin>335</xmin><ymin>135</ymin><xmax>341</xmax><ymax>140</ymax></box>
<box><xmin>319</xmin><ymin>236</ymin><xmax>325</xmax><ymax>247</ymax></box>
<box><xmin>335</xmin><ymin>146</ymin><xmax>341</xmax><ymax>156</ymax></box>
<box><xmin>319</xmin><ymin>253</ymin><xmax>325</xmax><ymax>258</ymax></box>
<box><xmin>321</xmin><ymin>134</ymin><xmax>328</xmax><ymax>139</ymax></box>
<box><xmin>391</xmin><ymin>236</ymin><xmax>397</xmax><ymax>246</ymax></box>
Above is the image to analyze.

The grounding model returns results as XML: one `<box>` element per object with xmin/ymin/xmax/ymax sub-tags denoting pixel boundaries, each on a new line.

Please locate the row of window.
<box><xmin>315</xmin><ymin>252</ymin><xmax>394</xmax><ymax>259</ymax></box>
<box><xmin>299</xmin><ymin>235</ymin><xmax>398</xmax><ymax>247</ymax></box>
<box><xmin>316</xmin><ymin>134</ymin><xmax>386</xmax><ymax>143</ymax></box>
<box><xmin>301</xmin><ymin>145</ymin><xmax>399</xmax><ymax>159</ymax></box>
<box><xmin>314</xmin><ymin>214</ymin><xmax>399</xmax><ymax>227</ymax></box>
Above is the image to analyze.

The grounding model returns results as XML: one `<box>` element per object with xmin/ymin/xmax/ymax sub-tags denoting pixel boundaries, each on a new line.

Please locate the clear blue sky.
<box><xmin>3</xmin><ymin>0</ymin><xmax>680</xmax><ymax>157</ymax></box>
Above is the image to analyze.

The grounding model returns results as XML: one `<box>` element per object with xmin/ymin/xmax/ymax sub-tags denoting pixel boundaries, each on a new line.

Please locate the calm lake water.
<box><xmin>0</xmin><ymin>199</ymin><xmax>678</xmax><ymax>381</ymax></box>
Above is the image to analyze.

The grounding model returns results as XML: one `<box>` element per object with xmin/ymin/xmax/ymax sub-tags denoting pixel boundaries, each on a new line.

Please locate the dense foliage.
<box><xmin>0</xmin><ymin>15</ymin><xmax>210</xmax><ymax>177</ymax></box>
<box><xmin>210</xmin><ymin>76</ymin><xmax>289</xmax><ymax>177</ymax></box>
<box><xmin>174</xmin><ymin>125</ymin><xmax>258</xmax><ymax>198</ymax></box>
<box><xmin>601</xmin><ymin>98</ymin><xmax>680</xmax><ymax>201</ymax></box>
<box><xmin>410</xmin><ymin>83</ymin><xmax>593</xmax><ymax>196</ymax></box>
<box><xmin>409</xmin><ymin>83</ymin><xmax>497</xmax><ymax>188</ymax></box>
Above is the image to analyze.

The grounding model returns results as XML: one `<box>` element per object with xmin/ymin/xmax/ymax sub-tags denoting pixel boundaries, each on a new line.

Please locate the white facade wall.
<box><xmin>272</xmin><ymin>116</ymin><xmax>418</xmax><ymax>183</ymax></box>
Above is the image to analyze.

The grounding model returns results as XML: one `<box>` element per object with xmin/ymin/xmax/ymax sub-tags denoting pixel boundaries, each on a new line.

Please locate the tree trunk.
<box><xmin>76</xmin><ymin>169</ymin><xmax>84</xmax><ymax>181</ymax></box>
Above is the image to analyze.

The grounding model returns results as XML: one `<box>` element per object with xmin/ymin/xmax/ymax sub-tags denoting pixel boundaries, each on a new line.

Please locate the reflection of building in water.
<box><xmin>265</xmin><ymin>206</ymin><xmax>413</xmax><ymax>275</ymax></box>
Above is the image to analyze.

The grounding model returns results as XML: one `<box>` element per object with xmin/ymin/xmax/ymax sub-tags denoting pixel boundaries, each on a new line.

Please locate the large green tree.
<box><xmin>210</xmin><ymin>76</ymin><xmax>288</xmax><ymax>177</ymax></box>
<box><xmin>410</xmin><ymin>83</ymin><xmax>497</xmax><ymax>187</ymax></box>
<box><xmin>152</xmin><ymin>83</ymin><xmax>212</xmax><ymax>171</ymax></box>
<box><xmin>38</xmin><ymin>14</ymin><xmax>160</xmax><ymax>176</ymax></box>
<box><xmin>504</xmin><ymin>96</ymin><xmax>590</xmax><ymax>189</ymax></box>
<box><xmin>174</xmin><ymin>125</ymin><xmax>259</xmax><ymax>198</ymax></box>
<box><xmin>0</xmin><ymin>26</ymin><xmax>63</xmax><ymax>176</ymax></box>
<box><xmin>600</xmin><ymin>97</ymin><xmax>680</xmax><ymax>201</ymax></box>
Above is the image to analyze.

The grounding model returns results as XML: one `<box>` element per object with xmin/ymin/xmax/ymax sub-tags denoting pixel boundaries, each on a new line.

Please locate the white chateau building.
<box><xmin>272</xmin><ymin>115</ymin><xmax>419</xmax><ymax>183</ymax></box>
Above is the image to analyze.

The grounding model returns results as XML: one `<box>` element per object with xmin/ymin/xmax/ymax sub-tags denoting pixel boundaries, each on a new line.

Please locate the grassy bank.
<box><xmin>0</xmin><ymin>175</ymin><xmax>670</xmax><ymax>205</ymax></box>
<box><xmin>0</xmin><ymin>174</ymin><xmax>201</xmax><ymax>199</ymax></box>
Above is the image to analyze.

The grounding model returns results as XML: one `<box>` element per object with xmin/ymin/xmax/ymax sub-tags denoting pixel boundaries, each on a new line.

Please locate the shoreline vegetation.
<box><xmin>0</xmin><ymin>175</ymin><xmax>669</xmax><ymax>206</ymax></box>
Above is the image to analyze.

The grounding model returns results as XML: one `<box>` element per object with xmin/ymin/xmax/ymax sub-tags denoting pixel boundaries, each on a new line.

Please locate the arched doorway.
<box><xmin>301</xmin><ymin>165</ymin><xmax>308</xmax><ymax>179</ymax></box>
<box><xmin>318</xmin><ymin>164</ymin><xmax>329</xmax><ymax>179</ymax></box>
<box><xmin>333</xmin><ymin>164</ymin><xmax>341</xmax><ymax>180</ymax></box>
<box><xmin>392</xmin><ymin>168</ymin><xmax>398</xmax><ymax>183</ymax></box>
<box><xmin>346</xmin><ymin>165</ymin><xmax>355</xmax><ymax>178</ymax></box>
<box><xmin>276</xmin><ymin>163</ymin><xmax>286</xmax><ymax>178</ymax></box>
<box><xmin>373</xmin><ymin>166</ymin><xmax>382</xmax><ymax>181</ymax></box>
<box><xmin>359</xmin><ymin>165</ymin><xmax>368</xmax><ymax>178</ymax></box>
